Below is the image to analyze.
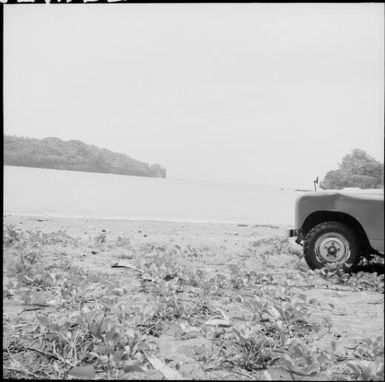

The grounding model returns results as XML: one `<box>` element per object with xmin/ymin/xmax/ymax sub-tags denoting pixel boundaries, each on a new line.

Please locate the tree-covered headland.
<box><xmin>4</xmin><ymin>135</ymin><xmax>166</xmax><ymax>178</ymax></box>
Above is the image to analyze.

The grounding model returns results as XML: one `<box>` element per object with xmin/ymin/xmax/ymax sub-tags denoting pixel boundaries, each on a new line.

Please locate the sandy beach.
<box><xmin>3</xmin><ymin>215</ymin><xmax>384</xmax><ymax>380</ymax></box>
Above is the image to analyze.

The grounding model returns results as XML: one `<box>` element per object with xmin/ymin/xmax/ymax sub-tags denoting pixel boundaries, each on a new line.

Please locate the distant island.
<box><xmin>4</xmin><ymin>135</ymin><xmax>166</xmax><ymax>178</ymax></box>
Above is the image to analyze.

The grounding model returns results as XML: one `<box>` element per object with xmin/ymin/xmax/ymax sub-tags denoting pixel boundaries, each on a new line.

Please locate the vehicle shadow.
<box><xmin>353</xmin><ymin>258</ymin><xmax>384</xmax><ymax>275</ymax></box>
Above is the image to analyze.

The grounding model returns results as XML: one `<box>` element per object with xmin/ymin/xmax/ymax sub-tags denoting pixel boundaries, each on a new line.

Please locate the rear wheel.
<box><xmin>303</xmin><ymin>222</ymin><xmax>360</xmax><ymax>270</ymax></box>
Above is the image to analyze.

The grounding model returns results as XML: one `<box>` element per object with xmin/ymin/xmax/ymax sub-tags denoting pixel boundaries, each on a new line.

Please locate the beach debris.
<box><xmin>253</xmin><ymin>224</ymin><xmax>280</xmax><ymax>229</ymax></box>
<box><xmin>111</xmin><ymin>261</ymin><xmax>142</xmax><ymax>272</ymax></box>
<box><xmin>216</xmin><ymin>308</ymin><xmax>230</xmax><ymax>321</ymax></box>
<box><xmin>180</xmin><ymin>323</ymin><xmax>201</xmax><ymax>338</ymax></box>
<box><xmin>267</xmin><ymin>306</ymin><xmax>281</xmax><ymax>320</ymax></box>
<box><xmin>112</xmin><ymin>288</ymin><xmax>125</xmax><ymax>296</ymax></box>
<box><xmin>26</xmin><ymin>296</ymin><xmax>50</xmax><ymax>307</ymax></box>
<box><xmin>143</xmin><ymin>352</ymin><xmax>186</xmax><ymax>380</ymax></box>
<box><xmin>91</xmin><ymin>250</ymin><xmax>98</xmax><ymax>254</ymax></box>
<box><xmin>366</xmin><ymin>299</ymin><xmax>384</xmax><ymax>305</ymax></box>
<box><xmin>19</xmin><ymin>304</ymin><xmax>49</xmax><ymax>313</ymax></box>
<box><xmin>141</xmin><ymin>273</ymin><xmax>153</xmax><ymax>281</ymax></box>
<box><xmin>23</xmin><ymin>275</ymin><xmax>34</xmax><ymax>283</ymax></box>
<box><xmin>46</xmin><ymin>299</ymin><xmax>59</xmax><ymax>307</ymax></box>
<box><xmin>68</xmin><ymin>365</ymin><xmax>96</xmax><ymax>379</ymax></box>
<box><xmin>120</xmin><ymin>253</ymin><xmax>134</xmax><ymax>260</ymax></box>
<box><xmin>205</xmin><ymin>318</ymin><xmax>232</xmax><ymax>327</ymax></box>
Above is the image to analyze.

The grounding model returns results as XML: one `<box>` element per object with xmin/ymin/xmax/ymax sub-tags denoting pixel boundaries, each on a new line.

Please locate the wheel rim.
<box><xmin>314</xmin><ymin>233</ymin><xmax>351</xmax><ymax>264</ymax></box>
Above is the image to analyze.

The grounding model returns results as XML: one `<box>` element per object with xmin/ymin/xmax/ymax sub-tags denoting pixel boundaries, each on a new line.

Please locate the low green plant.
<box><xmin>315</xmin><ymin>264</ymin><xmax>384</xmax><ymax>293</ymax></box>
<box><xmin>345</xmin><ymin>359</ymin><xmax>384</xmax><ymax>381</ymax></box>
<box><xmin>3</xmin><ymin>224</ymin><xmax>22</xmax><ymax>246</ymax></box>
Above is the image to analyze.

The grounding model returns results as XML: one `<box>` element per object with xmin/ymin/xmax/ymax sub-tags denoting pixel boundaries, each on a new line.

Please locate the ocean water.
<box><xmin>3</xmin><ymin>165</ymin><xmax>301</xmax><ymax>226</ymax></box>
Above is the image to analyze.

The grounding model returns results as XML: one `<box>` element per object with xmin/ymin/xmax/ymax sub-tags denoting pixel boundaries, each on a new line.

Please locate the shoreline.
<box><xmin>3</xmin><ymin>212</ymin><xmax>291</xmax><ymax>230</ymax></box>
<box><xmin>3</xmin><ymin>214</ymin><xmax>290</xmax><ymax>257</ymax></box>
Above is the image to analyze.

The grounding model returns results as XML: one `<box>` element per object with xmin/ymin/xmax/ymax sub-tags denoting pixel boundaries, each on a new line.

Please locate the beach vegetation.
<box><xmin>3</xmin><ymin>224</ymin><xmax>384</xmax><ymax>380</ymax></box>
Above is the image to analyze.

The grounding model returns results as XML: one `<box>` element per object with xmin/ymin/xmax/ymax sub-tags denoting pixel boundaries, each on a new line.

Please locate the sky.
<box><xmin>4</xmin><ymin>3</ymin><xmax>384</xmax><ymax>189</ymax></box>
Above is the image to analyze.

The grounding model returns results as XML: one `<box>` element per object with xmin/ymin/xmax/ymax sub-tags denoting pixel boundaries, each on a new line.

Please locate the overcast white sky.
<box><xmin>4</xmin><ymin>3</ymin><xmax>384</xmax><ymax>189</ymax></box>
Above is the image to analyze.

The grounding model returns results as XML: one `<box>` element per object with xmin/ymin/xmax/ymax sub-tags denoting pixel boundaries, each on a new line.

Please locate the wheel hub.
<box><xmin>315</xmin><ymin>233</ymin><xmax>350</xmax><ymax>264</ymax></box>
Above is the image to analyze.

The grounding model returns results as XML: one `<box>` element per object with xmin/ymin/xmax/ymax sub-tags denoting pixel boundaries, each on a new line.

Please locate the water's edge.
<box><xmin>4</xmin><ymin>165</ymin><xmax>298</xmax><ymax>226</ymax></box>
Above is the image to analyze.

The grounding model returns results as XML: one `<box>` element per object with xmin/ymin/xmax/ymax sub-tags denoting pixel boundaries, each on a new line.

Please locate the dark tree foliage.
<box><xmin>320</xmin><ymin>149</ymin><xmax>383</xmax><ymax>190</ymax></box>
<box><xmin>4</xmin><ymin>135</ymin><xmax>166</xmax><ymax>178</ymax></box>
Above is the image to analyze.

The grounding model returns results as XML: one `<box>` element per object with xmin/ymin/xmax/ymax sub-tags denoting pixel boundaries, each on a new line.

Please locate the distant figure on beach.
<box><xmin>313</xmin><ymin>176</ymin><xmax>319</xmax><ymax>191</ymax></box>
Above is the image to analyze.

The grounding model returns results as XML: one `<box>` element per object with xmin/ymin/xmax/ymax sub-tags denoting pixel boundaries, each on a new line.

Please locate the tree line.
<box><xmin>320</xmin><ymin>149</ymin><xmax>383</xmax><ymax>190</ymax></box>
<box><xmin>4</xmin><ymin>135</ymin><xmax>166</xmax><ymax>178</ymax></box>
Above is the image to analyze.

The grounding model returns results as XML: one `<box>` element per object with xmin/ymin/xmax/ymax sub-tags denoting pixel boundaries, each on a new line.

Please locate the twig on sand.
<box><xmin>23</xmin><ymin>346</ymin><xmax>60</xmax><ymax>360</ymax></box>
<box><xmin>366</xmin><ymin>300</ymin><xmax>384</xmax><ymax>305</ymax></box>
<box><xmin>111</xmin><ymin>262</ymin><xmax>142</xmax><ymax>272</ymax></box>
<box><xmin>19</xmin><ymin>305</ymin><xmax>49</xmax><ymax>313</ymax></box>
<box><xmin>143</xmin><ymin>351</ymin><xmax>186</xmax><ymax>380</ymax></box>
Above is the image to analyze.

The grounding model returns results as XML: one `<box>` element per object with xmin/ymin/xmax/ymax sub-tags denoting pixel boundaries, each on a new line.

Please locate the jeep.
<box><xmin>289</xmin><ymin>188</ymin><xmax>384</xmax><ymax>269</ymax></box>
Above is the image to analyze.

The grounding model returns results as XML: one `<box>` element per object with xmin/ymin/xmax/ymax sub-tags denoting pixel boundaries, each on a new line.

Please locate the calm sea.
<box><xmin>3</xmin><ymin>166</ymin><xmax>301</xmax><ymax>226</ymax></box>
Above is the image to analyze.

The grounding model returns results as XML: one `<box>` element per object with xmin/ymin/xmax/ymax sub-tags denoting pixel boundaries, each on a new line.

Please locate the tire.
<box><xmin>303</xmin><ymin>221</ymin><xmax>360</xmax><ymax>270</ymax></box>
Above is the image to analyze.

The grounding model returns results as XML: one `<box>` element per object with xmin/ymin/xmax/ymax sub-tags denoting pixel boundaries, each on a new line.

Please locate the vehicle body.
<box><xmin>289</xmin><ymin>188</ymin><xmax>384</xmax><ymax>269</ymax></box>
